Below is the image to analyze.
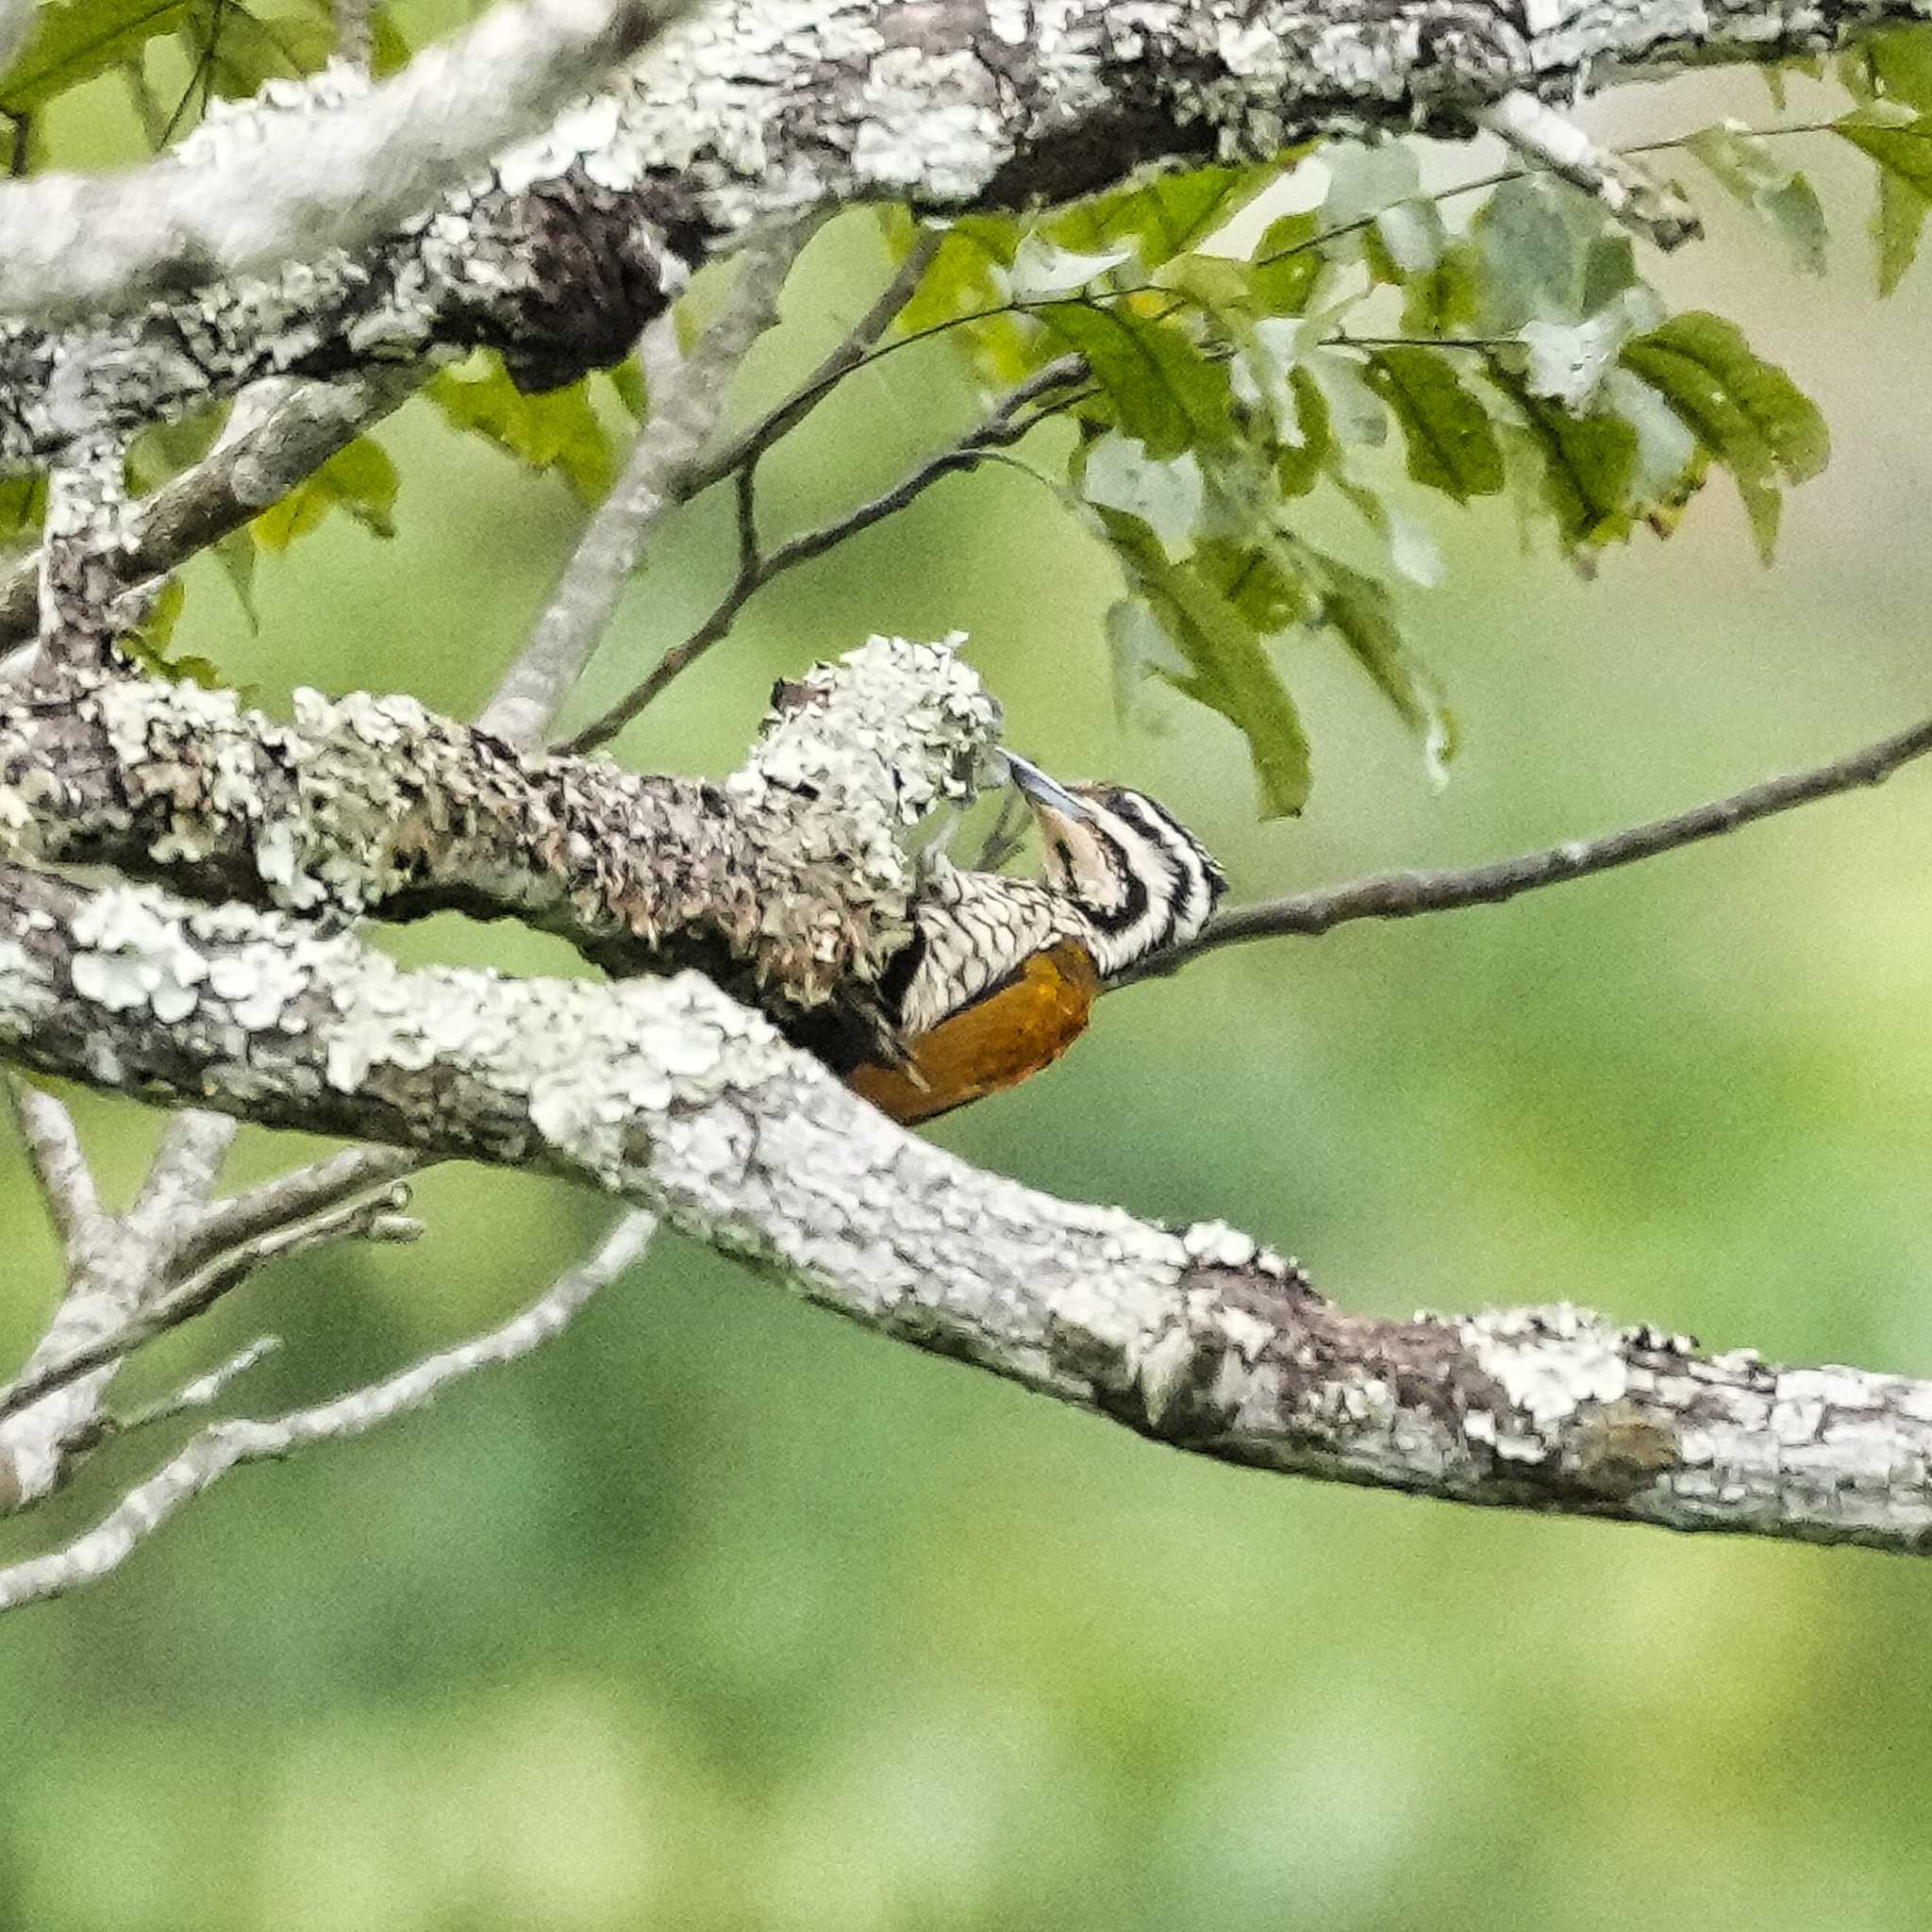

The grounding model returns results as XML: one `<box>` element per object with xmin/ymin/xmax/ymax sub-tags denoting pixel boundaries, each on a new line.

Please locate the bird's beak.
<box><xmin>1003</xmin><ymin>752</ymin><xmax>1093</xmax><ymax>822</ymax></box>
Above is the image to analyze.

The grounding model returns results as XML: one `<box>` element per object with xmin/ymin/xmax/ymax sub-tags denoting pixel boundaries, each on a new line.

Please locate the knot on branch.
<box><xmin>439</xmin><ymin>172</ymin><xmax>704</xmax><ymax>393</ymax></box>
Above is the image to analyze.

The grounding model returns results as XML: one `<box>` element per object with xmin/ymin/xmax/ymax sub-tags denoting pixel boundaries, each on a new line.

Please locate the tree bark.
<box><xmin>0</xmin><ymin>0</ymin><xmax>1908</xmax><ymax>466</ymax></box>
<box><xmin>5</xmin><ymin>854</ymin><xmax>1930</xmax><ymax>1555</ymax></box>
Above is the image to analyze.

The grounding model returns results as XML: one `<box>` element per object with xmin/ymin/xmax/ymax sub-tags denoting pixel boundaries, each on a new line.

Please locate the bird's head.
<box><xmin>1005</xmin><ymin>754</ymin><xmax>1226</xmax><ymax>977</ymax></box>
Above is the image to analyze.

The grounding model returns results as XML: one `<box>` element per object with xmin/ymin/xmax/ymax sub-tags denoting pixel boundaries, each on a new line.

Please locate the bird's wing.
<box><xmin>844</xmin><ymin>941</ymin><xmax>1100</xmax><ymax>1125</ymax></box>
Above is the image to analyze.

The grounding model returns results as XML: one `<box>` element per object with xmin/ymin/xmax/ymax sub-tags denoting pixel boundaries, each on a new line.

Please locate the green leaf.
<box><xmin>1306</xmin><ymin>548</ymin><xmax>1456</xmax><ymax>780</ymax></box>
<box><xmin>889</xmin><ymin>215</ymin><xmax>1015</xmax><ymax>331</ymax></box>
<box><xmin>1271</xmin><ymin>368</ymin><xmax>1331</xmax><ymax>498</ymax></box>
<box><xmin>0</xmin><ymin>0</ymin><xmax>192</xmax><ymax>112</ymax></box>
<box><xmin>1683</xmin><ymin>125</ymin><xmax>1828</xmax><ymax>275</ymax></box>
<box><xmin>1472</xmin><ymin>174</ymin><xmax>1595</xmax><ymax>330</ymax></box>
<box><xmin>1618</xmin><ymin>312</ymin><xmax>1828</xmax><ymax>562</ymax></box>
<box><xmin>1036</xmin><ymin>301</ymin><xmax>1232</xmax><ymax>460</ymax></box>
<box><xmin>1600</xmin><ymin>367</ymin><xmax>1700</xmax><ymax>507</ymax></box>
<box><xmin>1049</xmin><ymin>160</ymin><xmax>1291</xmax><ymax>271</ymax></box>
<box><xmin>1078</xmin><ymin>432</ymin><xmax>1204</xmax><ymax>550</ymax></box>
<box><xmin>126</xmin><ymin>575</ymin><xmax>187</xmax><ymax>656</ymax></box>
<box><xmin>1247</xmin><ymin>209</ymin><xmax>1328</xmax><ymax>316</ymax></box>
<box><xmin>1096</xmin><ymin>508</ymin><xmax>1312</xmax><ymax>816</ymax></box>
<box><xmin>1485</xmin><ymin>360</ymin><xmax>1638</xmax><ymax>548</ymax></box>
<box><xmin>176</xmin><ymin>5</ymin><xmax>325</xmax><ymax>97</ymax></box>
<box><xmin>1400</xmin><ymin>240</ymin><xmax>1481</xmax><ymax>338</ymax></box>
<box><xmin>1300</xmin><ymin>345</ymin><xmax>1386</xmax><ymax>450</ymax></box>
<box><xmin>1323</xmin><ymin>140</ymin><xmax>1442</xmax><ymax>281</ymax></box>
<box><xmin>1844</xmin><ymin>26</ymin><xmax>1932</xmax><ymax>112</ymax></box>
<box><xmin>252</xmin><ymin>435</ymin><xmax>398</xmax><ymax>550</ymax></box>
<box><xmin>212</xmin><ymin>529</ymin><xmax>258</xmax><ymax>629</ymax></box>
<box><xmin>0</xmin><ymin>471</ymin><xmax>46</xmax><ymax>550</ymax></box>
<box><xmin>1837</xmin><ymin>114</ymin><xmax>1932</xmax><ymax>293</ymax></box>
<box><xmin>428</xmin><ymin>356</ymin><xmax>615</xmax><ymax>504</ymax></box>
<box><xmin>604</xmin><ymin>358</ymin><xmax>648</xmax><ymax>421</ymax></box>
<box><xmin>1472</xmin><ymin>175</ymin><xmax>1641</xmax><ymax>333</ymax></box>
<box><xmin>1192</xmin><ymin>537</ymin><xmax>1312</xmax><ymax>634</ymax></box>
<box><xmin>1365</xmin><ymin>347</ymin><xmax>1504</xmax><ymax>501</ymax></box>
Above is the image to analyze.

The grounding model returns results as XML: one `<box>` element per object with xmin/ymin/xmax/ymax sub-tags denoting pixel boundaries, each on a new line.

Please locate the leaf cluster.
<box><xmin>885</xmin><ymin>142</ymin><xmax>1827</xmax><ymax>813</ymax></box>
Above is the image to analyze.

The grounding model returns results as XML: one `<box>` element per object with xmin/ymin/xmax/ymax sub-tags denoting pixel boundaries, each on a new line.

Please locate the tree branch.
<box><xmin>0</xmin><ymin>0</ymin><xmax>698</xmax><ymax>325</ymax></box>
<box><xmin>171</xmin><ymin>1144</ymin><xmax>421</xmax><ymax>1283</ymax></box>
<box><xmin>0</xmin><ymin>1178</ymin><xmax>421</xmax><ymax>1429</ymax></box>
<box><xmin>4</xmin><ymin>858</ymin><xmax>1929</xmax><ymax>1559</ymax></box>
<box><xmin>3</xmin><ymin>0</ymin><xmax>1894</xmax><ymax>472</ymax></box>
<box><xmin>1137</xmin><ymin>706</ymin><xmax>1932</xmax><ymax>978</ymax></box>
<box><xmin>0</xmin><ymin>364</ymin><xmax>427</xmax><ymax>659</ymax></box>
<box><xmin>480</xmin><ymin>214</ymin><xmax>819</xmax><ymax>751</ymax></box>
<box><xmin>5</xmin><ymin>1075</ymin><xmax>101</xmax><ymax>1257</ymax></box>
<box><xmin>0</xmin><ymin>637</ymin><xmax>1000</xmax><ymax>1015</ymax></box>
<box><xmin>0</xmin><ymin>1209</ymin><xmax>656</xmax><ymax>1610</ymax></box>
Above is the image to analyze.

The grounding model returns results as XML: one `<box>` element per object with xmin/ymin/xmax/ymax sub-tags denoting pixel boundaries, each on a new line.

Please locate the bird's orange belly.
<box><xmin>846</xmin><ymin>941</ymin><xmax>1100</xmax><ymax>1125</ymax></box>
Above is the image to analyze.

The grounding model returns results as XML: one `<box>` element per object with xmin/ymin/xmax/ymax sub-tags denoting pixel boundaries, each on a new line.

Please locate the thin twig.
<box><xmin>705</xmin><ymin>226</ymin><xmax>945</xmax><ymax>482</ymax></box>
<box><xmin>1479</xmin><ymin>92</ymin><xmax>1702</xmax><ymax>249</ymax></box>
<box><xmin>0</xmin><ymin>1182</ymin><xmax>421</xmax><ymax>1428</ymax></box>
<box><xmin>5</xmin><ymin>1076</ymin><xmax>102</xmax><ymax>1258</ymax></box>
<box><xmin>481</xmin><ymin>218</ymin><xmax>820</xmax><ymax>749</ymax></box>
<box><xmin>563</xmin><ymin>356</ymin><xmax>1083</xmax><ymax>748</ymax></box>
<box><xmin>114</xmin><ymin>1336</ymin><xmax>282</xmax><ymax>1433</ymax></box>
<box><xmin>0</xmin><ymin>1210</ymin><xmax>656</xmax><ymax>1612</ymax></box>
<box><xmin>172</xmin><ymin>1144</ymin><xmax>421</xmax><ymax>1281</ymax></box>
<box><xmin>1129</xmin><ymin>708</ymin><xmax>1932</xmax><ymax>980</ymax></box>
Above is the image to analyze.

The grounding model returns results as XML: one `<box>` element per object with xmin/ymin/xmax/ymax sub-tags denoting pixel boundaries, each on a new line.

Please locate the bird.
<box><xmin>835</xmin><ymin>755</ymin><xmax>1226</xmax><ymax>1124</ymax></box>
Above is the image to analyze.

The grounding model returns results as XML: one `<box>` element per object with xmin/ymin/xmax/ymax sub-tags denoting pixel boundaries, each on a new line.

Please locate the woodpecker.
<box><xmin>838</xmin><ymin>756</ymin><xmax>1226</xmax><ymax>1124</ymax></box>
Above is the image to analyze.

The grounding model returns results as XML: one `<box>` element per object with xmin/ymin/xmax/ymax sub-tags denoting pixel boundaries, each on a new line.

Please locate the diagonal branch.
<box><xmin>564</xmin><ymin>355</ymin><xmax>1082</xmax><ymax>749</ymax></box>
<box><xmin>1134</xmin><ymin>707</ymin><xmax>1932</xmax><ymax>979</ymax></box>
<box><xmin>480</xmin><ymin>214</ymin><xmax>821</xmax><ymax>751</ymax></box>
<box><xmin>0</xmin><ymin>1209</ymin><xmax>656</xmax><ymax>1610</ymax></box>
<box><xmin>0</xmin><ymin>0</ymin><xmax>699</xmax><ymax>325</ymax></box>
<box><xmin>6</xmin><ymin>1075</ymin><xmax>101</xmax><ymax>1257</ymax></box>
<box><xmin>5</xmin><ymin>858</ymin><xmax>1930</xmax><ymax>1560</ymax></box>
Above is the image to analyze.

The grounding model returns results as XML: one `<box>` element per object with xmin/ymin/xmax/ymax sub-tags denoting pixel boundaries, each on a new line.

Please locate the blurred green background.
<box><xmin>8</xmin><ymin>47</ymin><xmax>1932</xmax><ymax>1932</ymax></box>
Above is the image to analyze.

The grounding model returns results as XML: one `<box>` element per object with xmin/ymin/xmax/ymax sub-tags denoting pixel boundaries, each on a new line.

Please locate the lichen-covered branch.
<box><xmin>0</xmin><ymin>1208</ymin><xmax>655</xmax><ymax>1609</ymax></box>
<box><xmin>0</xmin><ymin>636</ymin><xmax>999</xmax><ymax>1018</ymax></box>
<box><xmin>0</xmin><ymin>366</ymin><xmax>427</xmax><ymax>658</ymax></box>
<box><xmin>0</xmin><ymin>0</ymin><xmax>697</xmax><ymax>325</ymax></box>
<box><xmin>7</xmin><ymin>0</ymin><xmax>1924</xmax><ymax>470</ymax></box>
<box><xmin>3</xmin><ymin>858</ymin><xmax>1929</xmax><ymax>1559</ymax></box>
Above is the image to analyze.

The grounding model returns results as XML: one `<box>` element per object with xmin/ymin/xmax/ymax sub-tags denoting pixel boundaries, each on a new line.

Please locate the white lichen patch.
<box><xmin>1181</xmin><ymin>1218</ymin><xmax>1257</xmax><ymax>1267</ymax></box>
<box><xmin>69</xmin><ymin>888</ymin><xmax>210</xmax><ymax>1023</ymax></box>
<box><xmin>1462</xmin><ymin>1302</ymin><xmax>1630</xmax><ymax>1429</ymax></box>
